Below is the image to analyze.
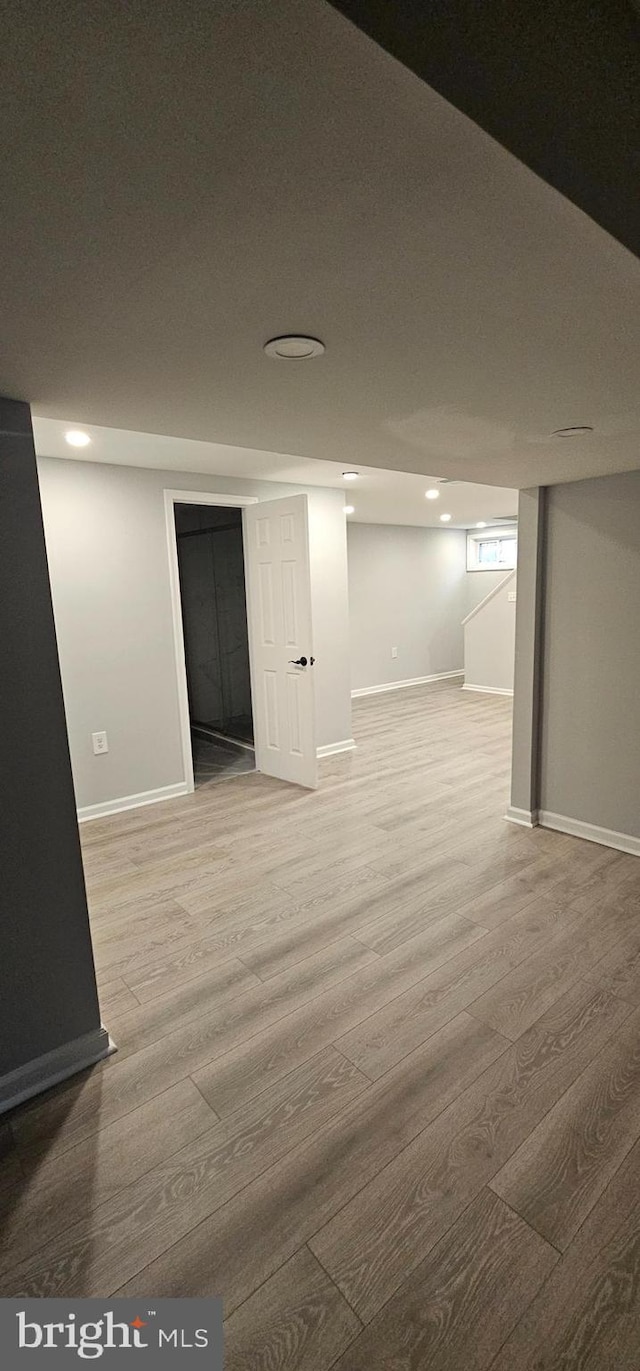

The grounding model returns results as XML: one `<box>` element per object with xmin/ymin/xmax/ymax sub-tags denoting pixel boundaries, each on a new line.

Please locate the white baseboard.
<box><xmin>0</xmin><ymin>1025</ymin><xmax>115</xmax><ymax>1116</ymax></box>
<box><xmin>462</xmin><ymin>683</ymin><xmax>514</xmax><ymax>697</ymax></box>
<box><xmin>505</xmin><ymin>805</ymin><xmax>540</xmax><ymax>829</ymax></box>
<box><xmin>317</xmin><ymin>739</ymin><xmax>357</xmax><ymax>758</ymax></box>
<box><xmin>351</xmin><ymin>671</ymin><xmax>464</xmax><ymax>699</ymax></box>
<box><xmin>539</xmin><ymin>810</ymin><xmax>640</xmax><ymax>858</ymax></box>
<box><xmin>78</xmin><ymin>781</ymin><xmax>190</xmax><ymax>823</ymax></box>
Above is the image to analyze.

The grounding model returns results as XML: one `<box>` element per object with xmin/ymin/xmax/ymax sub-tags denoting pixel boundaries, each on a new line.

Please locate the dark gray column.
<box><xmin>508</xmin><ymin>487</ymin><xmax>546</xmax><ymax>826</ymax></box>
<box><xmin>0</xmin><ymin>397</ymin><xmax>109</xmax><ymax>1113</ymax></box>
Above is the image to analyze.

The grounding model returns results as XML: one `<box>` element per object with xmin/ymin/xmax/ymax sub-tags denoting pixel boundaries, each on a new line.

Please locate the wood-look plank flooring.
<box><xmin>3</xmin><ymin>679</ymin><xmax>640</xmax><ymax>1369</ymax></box>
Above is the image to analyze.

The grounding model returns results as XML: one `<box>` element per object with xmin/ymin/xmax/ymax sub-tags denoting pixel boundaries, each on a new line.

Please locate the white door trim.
<box><xmin>462</xmin><ymin>683</ymin><xmax>514</xmax><ymax>697</ymax></box>
<box><xmin>164</xmin><ymin>489</ymin><xmax>259</xmax><ymax>794</ymax></box>
<box><xmin>317</xmin><ymin>738</ymin><xmax>356</xmax><ymax>758</ymax></box>
<box><xmin>351</xmin><ymin>670</ymin><xmax>464</xmax><ymax>699</ymax></box>
<box><xmin>505</xmin><ymin>805</ymin><xmax>540</xmax><ymax>828</ymax></box>
<box><xmin>538</xmin><ymin>810</ymin><xmax>640</xmax><ymax>857</ymax></box>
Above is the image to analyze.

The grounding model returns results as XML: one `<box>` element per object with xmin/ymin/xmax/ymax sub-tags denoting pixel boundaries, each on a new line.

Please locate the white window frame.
<box><xmin>466</xmin><ymin>525</ymin><xmax>518</xmax><ymax>572</ymax></box>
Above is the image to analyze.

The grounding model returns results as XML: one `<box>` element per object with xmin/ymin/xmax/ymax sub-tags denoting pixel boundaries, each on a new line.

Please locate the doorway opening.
<box><xmin>167</xmin><ymin>488</ymin><xmax>318</xmax><ymax>792</ymax></box>
<box><xmin>174</xmin><ymin>501</ymin><xmax>255</xmax><ymax>788</ymax></box>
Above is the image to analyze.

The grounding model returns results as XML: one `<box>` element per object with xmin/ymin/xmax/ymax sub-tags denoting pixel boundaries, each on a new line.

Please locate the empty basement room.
<box><xmin>1</xmin><ymin>2</ymin><xmax>640</xmax><ymax>1369</ymax></box>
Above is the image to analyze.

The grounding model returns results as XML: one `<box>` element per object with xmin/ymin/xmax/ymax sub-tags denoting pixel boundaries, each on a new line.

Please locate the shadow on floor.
<box><xmin>192</xmin><ymin>732</ymin><xmax>255</xmax><ymax>789</ymax></box>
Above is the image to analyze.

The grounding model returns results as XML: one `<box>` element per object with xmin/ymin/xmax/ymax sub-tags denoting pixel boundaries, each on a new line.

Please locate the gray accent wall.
<box><xmin>510</xmin><ymin>489</ymin><xmax>545</xmax><ymax>818</ymax></box>
<box><xmin>347</xmin><ymin>522</ymin><xmax>467</xmax><ymax>691</ymax></box>
<box><xmin>539</xmin><ymin>470</ymin><xmax>640</xmax><ymax>839</ymax></box>
<box><xmin>0</xmin><ymin>399</ymin><xmax>101</xmax><ymax>1077</ymax></box>
<box><xmin>36</xmin><ymin>457</ymin><xmax>351</xmax><ymax>809</ymax></box>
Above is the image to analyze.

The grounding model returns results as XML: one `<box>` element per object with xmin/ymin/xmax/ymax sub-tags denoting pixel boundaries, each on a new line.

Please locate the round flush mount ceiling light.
<box><xmin>342</xmin><ymin>471</ymin><xmax>359</xmax><ymax>481</ymax></box>
<box><xmin>425</xmin><ymin>488</ymin><xmax>440</xmax><ymax>500</ymax></box>
<box><xmin>344</xmin><ymin>505</ymin><xmax>355</xmax><ymax>515</ymax></box>
<box><xmin>440</xmin><ymin>513</ymin><xmax>452</xmax><ymax>522</ymax></box>
<box><xmin>65</xmin><ymin>429</ymin><xmax>91</xmax><ymax>447</ymax></box>
<box><xmin>264</xmin><ymin>335</ymin><xmax>325</xmax><ymax>359</ymax></box>
<box><xmin>551</xmin><ymin>426</ymin><xmax>594</xmax><ymax>438</ymax></box>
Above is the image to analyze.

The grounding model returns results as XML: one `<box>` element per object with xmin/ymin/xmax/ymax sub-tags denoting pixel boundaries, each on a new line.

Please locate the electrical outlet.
<box><xmin>508</xmin><ymin>591</ymin><xmax>517</xmax><ymax>603</ymax></box>
<box><xmin>391</xmin><ymin>646</ymin><xmax>398</xmax><ymax>659</ymax></box>
<box><xmin>92</xmin><ymin>731</ymin><xmax>109</xmax><ymax>755</ymax></box>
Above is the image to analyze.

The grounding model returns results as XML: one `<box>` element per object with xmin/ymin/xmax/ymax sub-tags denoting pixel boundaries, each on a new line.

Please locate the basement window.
<box><xmin>467</xmin><ymin>528</ymin><xmax>517</xmax><ymax>572</ymax></box>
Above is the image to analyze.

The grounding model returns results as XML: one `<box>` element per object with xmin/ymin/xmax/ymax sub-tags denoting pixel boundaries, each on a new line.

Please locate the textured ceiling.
<box><xmin>1</xmin><ymin>0</ymin><xmax>639</xmax><ymax>488</ymax></box>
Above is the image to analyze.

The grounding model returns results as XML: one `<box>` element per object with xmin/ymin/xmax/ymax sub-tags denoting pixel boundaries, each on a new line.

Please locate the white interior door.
<box><xmin>243</xmin><ymin>494</ymin><xmax>317</xmax><ymax>789</ymax></box>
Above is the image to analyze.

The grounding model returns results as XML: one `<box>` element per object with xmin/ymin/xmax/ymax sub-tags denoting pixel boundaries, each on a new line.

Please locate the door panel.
<box><xmin>244</xmin><ymin>494</ymin><xmax>317</xmax><ymax>788</ymax></box>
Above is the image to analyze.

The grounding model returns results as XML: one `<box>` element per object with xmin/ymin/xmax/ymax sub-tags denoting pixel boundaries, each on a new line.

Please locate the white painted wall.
<box><xmin>463</xmin><ymin>572</ymin><xmax>516</xmax><ymax>694</ymax></box>
<box><xmin>308</xmin><ymin>490</ymin><xmax>353</xmax><ymax>747</ymax></box>
<box><xmin>37</xmin><ymin>457</ymin><xmax>352</xmax><ymax>810</ymax></box>
<box><xmin>347</xmin><ymin>522</ymin><xmax>467</xmax><ymax>692</ymax></box>
<box><xmin>465</xmin><ymin>524</ymin><xmax>518</xmax><ymax>614</ymax></box>
<box><xmin>465</xmin><ymin>567</ymin><xmax>508</xmax><ymax>613</ymax></box>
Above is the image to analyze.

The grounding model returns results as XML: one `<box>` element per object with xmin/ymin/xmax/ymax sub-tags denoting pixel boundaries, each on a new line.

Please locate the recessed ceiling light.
<box><xmin>551</xmin><ymin>426</ymin><xmax>594</xmax><ymax>437</ymax></box>
<box><xmin>425</xmin><ymin>488</ymin><xmax>440</xmax><ymax>500</ymax></box>
<box><xmin>342</xmin><ymin>471</ymin><xmax>359</xmax><ymax>481</ymax></box>
<box><xmin>440</xmin><ymin>513</ymin><xmax>452</xmax><ymax>522</ymax></box>
<box><xmin>476</xmin><ymin>521</ymin><xmax>487</xmax><ymax>528</ymax></box>
<box><xmin>344</xmin><ymin>505</ymin><xmax>355</xmax><ymax>515</ymax></box>
<box><xmin>65</xmin><ymin>429</ymin><xmax>91</xmax><ymax>447</ymax></box>
<box><xmin>264</xmin><ymin>335</ymin><xmax>325</xmax><ymax>359</ymax></box>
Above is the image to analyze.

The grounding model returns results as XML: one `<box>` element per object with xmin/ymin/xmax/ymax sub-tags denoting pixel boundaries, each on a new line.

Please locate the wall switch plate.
<box><xmin>92</xmin><ymin>731</ymin><xmax>109</xmax><ymax>755</ymax></box>
<box><xmin>508</xmin><ymin>591</ymin><xmax>517</xmax><ymax>602</ymax></box>
<box><xmin>391</xmin><ymin>646</ymin><xmax>398</xmax><ymax>659</ymax></box>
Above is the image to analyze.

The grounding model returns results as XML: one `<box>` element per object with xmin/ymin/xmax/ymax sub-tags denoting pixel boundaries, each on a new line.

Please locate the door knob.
<box><xmin>289</xmin><ymin>656</ymin><xmax>308</xmax><ymax>666</ymax></box>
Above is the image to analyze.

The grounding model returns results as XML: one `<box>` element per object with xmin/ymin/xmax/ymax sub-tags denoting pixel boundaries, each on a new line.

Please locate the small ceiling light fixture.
<box><xmin>344</xmin><ymin>505</ymin><xmax>355</xmax><ymax>515</ymax></box>
<box><xmin>551</xmin><ymin>425</ymin><xmax>594</xmax><ymax>438</ymax></box>
<box><xmin>425</xmin><ymin>488</ymin><xmax>440</xmax><ymax>500</ymax></box>
<box><xmin>476</xmin><ymin>521</ymin><xmax>487</xmax><ymax>528</ymax></box>
<box><xmin>440</xmin><ymin>513</ymin><xmax>452</xmax><ymax>522</ymax></box>
<box><xmin>264</xmin><ymin>335</ymin><xmax>325</xmax><ymax>359</ymax></box>
<box><xmin>65</xmin><ymin>429</ymin><xmax>91</xmax><ymax>447</ymax></box>
<box><xmin>342</xmin><ymin>471</ymin><xmax>359</xmax><ymax>481</ymax></box>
